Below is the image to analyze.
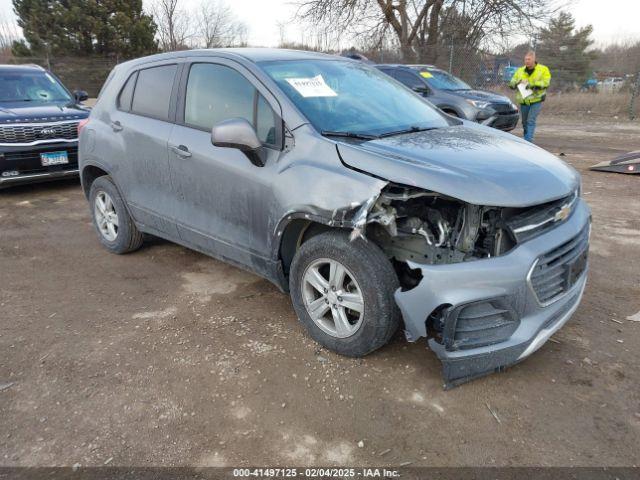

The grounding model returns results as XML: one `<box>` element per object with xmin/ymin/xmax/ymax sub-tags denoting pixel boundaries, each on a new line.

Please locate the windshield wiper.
<box><xmin>378</xmin><ymin>126</ymin><xmax>437</xmax><ymax>138</ymax></box>
<box><xmin>0</xmin><ymin>98</ymin><xmax>34</xmax><ymax>102</ymax></box>
<box><xmin>321</xmin><ymin>130</ymin><xmax>378</xmax><ymax>140</ymax></box>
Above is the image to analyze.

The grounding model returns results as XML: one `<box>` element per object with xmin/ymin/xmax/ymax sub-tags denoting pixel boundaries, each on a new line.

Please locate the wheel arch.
<box><xmin>82</xmin><ymin>164</ymin><xmax>138</xmax><ymax>232</ymax></box>
<box><xmin>439</xmin><ymin>105</ymin><xmax>463</xmax><ymax>117</ymax></box>
<box><xmin>276</xmin><ymin>214</ymin><xmax>349</xmax><ymax>279</ymax></box>
<box><xmin>81</xmin><ymin>162</ymin><xmax>111</xmax><ymax>199</ymax></box>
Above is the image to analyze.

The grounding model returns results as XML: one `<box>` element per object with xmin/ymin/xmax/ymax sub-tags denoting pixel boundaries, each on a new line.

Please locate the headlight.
<box><xmin>465</xmin><ymin>99</ymin><xmax>492</xmax><ymax>109</ymax></box>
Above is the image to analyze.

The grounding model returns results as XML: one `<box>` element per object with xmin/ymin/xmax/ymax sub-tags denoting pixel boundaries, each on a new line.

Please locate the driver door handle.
<box><xmin>170</xmin><ymin>144</ymin><xmax>192</xmax><ymax>158</ymax></box>
<box><xmin>110</xmin><ymin>120</ymin><xmax>123</xmax><ymax>132</ymax></box>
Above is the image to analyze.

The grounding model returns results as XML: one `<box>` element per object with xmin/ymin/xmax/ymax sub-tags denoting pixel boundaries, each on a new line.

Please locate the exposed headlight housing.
<box><xmin>466</xmin><ymin>99</ymin><xmax>492</xmax><ymax>109</ymax></box>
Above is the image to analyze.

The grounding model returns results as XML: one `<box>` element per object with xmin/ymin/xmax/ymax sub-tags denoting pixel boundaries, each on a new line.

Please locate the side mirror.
<box><xmin>73</xmin><ymin>90</ymin><xmax>89</xmax><ymax>103</ymax></box>
<box><xmin>211</xmin><ymin>117</ymin><xmax>264</xmax><ymax>166</ymax></box>
<box><xmin>413</xmin><ymin>86</ymin><xmax>430</xmax><ymax>96</ymax></box>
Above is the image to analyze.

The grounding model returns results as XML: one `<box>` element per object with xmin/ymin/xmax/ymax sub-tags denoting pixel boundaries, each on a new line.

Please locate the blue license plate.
<box><xmin>40</xmin><ymin>151</ymin><xmax>69</xmax><ymax>166</ymax></box>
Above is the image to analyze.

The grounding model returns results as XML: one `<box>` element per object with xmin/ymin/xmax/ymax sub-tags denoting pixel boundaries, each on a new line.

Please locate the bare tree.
<box><xmin>296</xmin><ymin>0</ymin><xmax>443</xmax><ymax>62</ymax></box>
<box><xmin>0</xmin><ymin>15</ymin><xmax>21</xmax><ymax>55</ymax></box>
<box><xmin>592</xmin><ymin>40</ymin><xmax>640</xmax><ymax>76</ymax></box>
<box><xmin>194</xmin><ymin>1</ymin><xmax>247</xmax><ymax>48</ymax></box>
<box><xmin>152</xmin><ymin>0</ymin><xmax>192</xmax><ymax>51</ymax></box>
<box><xmin>276</xmin><ymin>21</ymin><xmax>287</xmax><ymax>46</ymax></box>
<box><xmin>296</xmin><ymin>0</ymin><xmax>556</xmax><ymax>62</ymax></box>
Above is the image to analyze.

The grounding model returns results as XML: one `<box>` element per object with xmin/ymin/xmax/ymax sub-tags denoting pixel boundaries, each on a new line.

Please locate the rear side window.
<box><xmin>131</xmin><ymin>64</ymin><xmax>177</xmax><ymax>120</ymax></box>
<box><xmin>185</xmin><ymin>63</ymin><xmax>277</xmax><ymax>146</ymax></box>
<box><xmin>117</xmin><ymin>72</ymin><xmax>137</xmax><ymax>111</ymax></box>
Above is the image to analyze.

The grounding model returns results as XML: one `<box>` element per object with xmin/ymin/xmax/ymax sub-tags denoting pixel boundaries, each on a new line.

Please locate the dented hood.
<box><xmin>337</xmin><ymin>125</ymin><xmax>579</xmax><ymax>207</ymax></box>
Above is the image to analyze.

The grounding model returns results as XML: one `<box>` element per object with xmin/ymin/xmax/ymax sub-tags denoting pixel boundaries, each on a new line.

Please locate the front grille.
<box><xmin>541</xmin><ymin>290</ymin><xmax>580</xmax><ymax>330</ymax></box>
<box><xmin>529</xmin><ymin>225</ymin><xmax>589</xmax><ymax>305</ymax></box>
<box><xmin>506</xmin><ymin>191</ymin><xmax>579</xmax><ymax>242</ymax></box>
<box><xmin>491</xmin><ymin>103</ymin><xmax>517</xmax><ymax>114</ymax></box>
<box><xmin>0</xmin><ymin>122</ymin><xmax>79</xmax><ymax>144</ymax></box>
<box><xmin>491</xmin><ymin>115</ymin><xmax>519</xmax><ymax>130</ymax></box>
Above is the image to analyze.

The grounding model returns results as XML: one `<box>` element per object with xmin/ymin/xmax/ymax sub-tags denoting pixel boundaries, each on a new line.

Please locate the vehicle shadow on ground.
<box><xmin>0</xmin><ymin>178</ymin><xmax>82</xmax><ymax>197</ymax></box>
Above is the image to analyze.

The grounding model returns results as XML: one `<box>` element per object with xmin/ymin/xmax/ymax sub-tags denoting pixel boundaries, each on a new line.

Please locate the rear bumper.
<box><xmin>394</xmin><ymin>199</ymin><xmax>591</xmax><ymax>388</ymax></box>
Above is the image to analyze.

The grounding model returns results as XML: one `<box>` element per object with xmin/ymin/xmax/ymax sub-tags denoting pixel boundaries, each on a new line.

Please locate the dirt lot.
<box><xmin>1</xmin><ymin>116</ymin><xmax>639</xmax><ymax>468</ymax></box>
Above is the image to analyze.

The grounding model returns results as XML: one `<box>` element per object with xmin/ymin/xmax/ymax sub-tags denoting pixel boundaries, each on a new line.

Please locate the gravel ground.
<box><xmin>1</xmin><ymin>116</ymin><xmax>639</xmax><ymax>467</ymax></box>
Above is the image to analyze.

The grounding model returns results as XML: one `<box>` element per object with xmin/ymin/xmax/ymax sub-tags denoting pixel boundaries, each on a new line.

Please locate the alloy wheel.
<box><xmin>94</xmin><ymin>191</ymin><xmax>119</xmax><ymax>242</ymax></box>
<box><xmin>301</xmin><ymin>258</ymin><xmax>364</xmax><ymax>338</ymax></box>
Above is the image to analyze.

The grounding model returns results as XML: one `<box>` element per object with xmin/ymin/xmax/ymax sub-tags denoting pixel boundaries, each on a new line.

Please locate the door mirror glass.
<box><xmin>211</xmin><ymin>117</ymin><xmax>262</xmax><ymax>152</ymax></box>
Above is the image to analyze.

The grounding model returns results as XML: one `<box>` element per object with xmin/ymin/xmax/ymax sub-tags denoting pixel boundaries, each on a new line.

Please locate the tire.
<box><xmin>89</xmin><ymin>175</ymin><xmax>143</xmax><ymax>254</ymax></box>
<box><xmin>289</xmin><ymin>230</ymin><xmax>401</xmax><ymax>357</ymax></box>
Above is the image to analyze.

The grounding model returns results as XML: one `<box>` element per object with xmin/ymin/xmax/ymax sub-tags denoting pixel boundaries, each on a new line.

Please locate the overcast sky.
<box><xmin>1</xmin><ymin>0</ymin><xmax>638</xmax><ymax>47</ymax></box>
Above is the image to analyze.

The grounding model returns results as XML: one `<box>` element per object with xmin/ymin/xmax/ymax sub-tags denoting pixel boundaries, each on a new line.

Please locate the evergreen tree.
<box><xmin>536</xmin><ymin>12</ymin><xmax>595</xmax><ymax>88</ymax></box>
<box><xmin>12</xmin><ymin>0</ymin><xmax>158</xmax><ymax>58</ymax></box>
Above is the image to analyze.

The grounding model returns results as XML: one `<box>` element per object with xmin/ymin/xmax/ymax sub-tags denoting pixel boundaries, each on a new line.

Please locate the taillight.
<box><xmin>77</xmin><ymin>118</ymin><xmax>90</xmax><ymax>135</ymax></box>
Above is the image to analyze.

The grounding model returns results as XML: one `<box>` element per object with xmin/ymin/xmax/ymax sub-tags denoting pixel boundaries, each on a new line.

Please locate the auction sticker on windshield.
<box><xmin>285</xmin><ymin>75</ymin><xmax>337</xmax><ymax>97</ymax></box>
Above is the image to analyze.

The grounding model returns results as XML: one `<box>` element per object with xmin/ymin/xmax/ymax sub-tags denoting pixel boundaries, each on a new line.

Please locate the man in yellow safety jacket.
<box><xmin>509</xmin><ymin>51</ymin><xmax>551</xmax><ymax>143</ymax></box>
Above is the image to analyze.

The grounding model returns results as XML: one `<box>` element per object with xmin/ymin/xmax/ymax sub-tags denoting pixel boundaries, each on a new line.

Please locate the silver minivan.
<box><xmin>79</xmin><ymin>49</ymin><xmax>590</xmax><ymax>387</ymax></box>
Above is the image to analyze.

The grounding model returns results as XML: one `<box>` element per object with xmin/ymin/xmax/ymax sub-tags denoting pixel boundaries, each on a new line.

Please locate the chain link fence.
<box><xmin>0</xmin><ymin>55</ymin><xmax>119</xmax><ymax>97</ymax></box>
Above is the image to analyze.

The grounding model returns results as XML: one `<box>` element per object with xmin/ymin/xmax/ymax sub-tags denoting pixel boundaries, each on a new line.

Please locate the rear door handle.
<box><xmin>110</xmin><ymin>120</ymin><xmax>123</xmax><ymax>132</ymax></box>
<box><xmin>170</xmin><ymin>144</ymin><xmax>192</xmax><ymax>158</ymax></box>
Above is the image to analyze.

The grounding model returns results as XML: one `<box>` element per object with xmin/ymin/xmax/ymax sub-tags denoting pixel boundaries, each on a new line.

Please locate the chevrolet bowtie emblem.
<box><xmin>554</xmin><ymin>204</ymin><xmax>571</xmax><ymax>222</ymax></box>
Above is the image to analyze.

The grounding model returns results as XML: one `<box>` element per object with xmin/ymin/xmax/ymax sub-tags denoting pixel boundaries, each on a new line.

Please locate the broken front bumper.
<box><xmin>395</xmin><ymin>198</ymin><xmax>591</xmax><ymax>388</ymax></box>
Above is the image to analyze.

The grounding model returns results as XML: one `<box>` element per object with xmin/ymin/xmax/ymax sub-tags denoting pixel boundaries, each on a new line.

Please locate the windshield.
<box><xmin>0</xmin><ymin>71</ymin><xmax>72</xmax><ymax>103</ymax></box>
<box><xmin>260</xmin><ymin>59</ymin><xmax>449</xmax><ymax>136</ymax></box>
<box><xmin>420</xmin><ymin>69</ymin><xmax>471</xmax><ymax>91</ymax></box>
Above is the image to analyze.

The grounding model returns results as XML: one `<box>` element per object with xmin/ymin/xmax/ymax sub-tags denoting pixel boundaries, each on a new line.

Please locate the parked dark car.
<box><xmin>0</xmin><ymin>64</ymin><xmax>89</xmax><ymax>189</ymax></box>
<box><xmin>80</xmin><ymin>49</ymin><xmax>589</xmax><ymax>387</ymax></box>
<box><xmin>376</xmin><ymin>64</ymin><xmax>519</xmax><ymax>131</ymax></box>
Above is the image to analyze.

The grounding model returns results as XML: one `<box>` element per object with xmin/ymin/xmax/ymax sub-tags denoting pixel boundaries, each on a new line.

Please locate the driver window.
<box><xmin>185</xmin><ymin>63</ymin><xmax>277</xmax><ymax>146</ymax></box>
<box><xmin>393</xmin><ymin>71</ymin><xmax>427</xmax><ymax>92</ymax></box>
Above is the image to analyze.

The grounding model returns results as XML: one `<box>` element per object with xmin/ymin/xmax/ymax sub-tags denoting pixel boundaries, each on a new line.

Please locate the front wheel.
<box><xmin>289</xmin><ymin>230</ymin><xmax>401</xmax><ymax>357</ymax></box>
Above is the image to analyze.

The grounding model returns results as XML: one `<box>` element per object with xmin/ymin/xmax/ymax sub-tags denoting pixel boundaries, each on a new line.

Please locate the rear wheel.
<box><xmin>289</xmin><ymin>230</ymin><xmax>400</xmax><ymax>357</ymax></box>
<box><xmin>89</xmin><ymin>176</ymin><xmax>143</xmax><ymax>254</ymax></box>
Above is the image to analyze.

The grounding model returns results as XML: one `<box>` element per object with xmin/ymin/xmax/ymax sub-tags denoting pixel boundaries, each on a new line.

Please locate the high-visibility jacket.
<box><xmin>509</xmin><ymin>63</ymin><xmax>551</xmax><ymax>105</ymax></box>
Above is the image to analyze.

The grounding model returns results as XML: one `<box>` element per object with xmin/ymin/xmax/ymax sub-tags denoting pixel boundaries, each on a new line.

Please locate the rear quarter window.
<box><xmin>130</xmin><ymin>64</ymin><xmax>177</xmax><ymax>121</ymax></box>
<box><xmin>117</xmin><ymin>72</ymin><xmax>137</xmax><ymax>112</ymax></box>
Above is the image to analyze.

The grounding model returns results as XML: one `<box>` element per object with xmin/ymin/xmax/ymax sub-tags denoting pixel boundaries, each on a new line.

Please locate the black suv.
<box><xmin>376</xmin><ymin>64</ymin><xmax>519</xmax><ymax>131</ymax></box>
<box><xmin>0</xmin><ymin>64</ymin><xmax>89</xmax><ymax>189</ymax></box>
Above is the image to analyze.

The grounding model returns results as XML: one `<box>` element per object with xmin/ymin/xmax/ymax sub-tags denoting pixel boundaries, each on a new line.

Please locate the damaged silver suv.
<box><xmin>79</xmin><ymin>49</ymin><xmax>590</xmax><ymax>387</ymax></box>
